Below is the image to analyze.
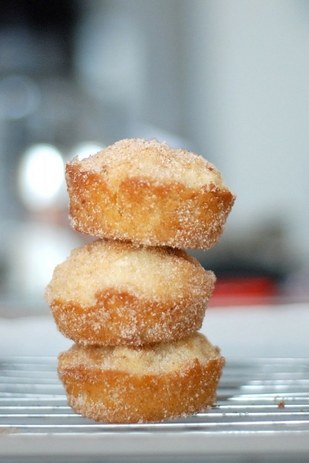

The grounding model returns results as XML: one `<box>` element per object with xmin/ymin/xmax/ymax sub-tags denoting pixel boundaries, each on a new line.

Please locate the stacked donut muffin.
<box><xmin>45</xmin><ymin>138</ymin><xmax>235</xmax><ymax>423</ymax></box>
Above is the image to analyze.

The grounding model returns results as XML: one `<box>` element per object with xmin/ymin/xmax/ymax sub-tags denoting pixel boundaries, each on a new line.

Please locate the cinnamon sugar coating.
<box><xmin>46</xmin><ymin>240</ymin><xmax>215</xmax><ymax>346</ymax></box>
<box><xmin>58</xmin><ymin>333</ymin><xmax>225</xmax><ymax>423</ymax></box>
<box><xmin>46</xmin><ymin>138</ymin><xmax>231</xmax><ymax>423</ymax></box>
<box><xmin>66</xmin><ymin>138</ymin><xmax>235</xmax><ymax>249</ymax></box>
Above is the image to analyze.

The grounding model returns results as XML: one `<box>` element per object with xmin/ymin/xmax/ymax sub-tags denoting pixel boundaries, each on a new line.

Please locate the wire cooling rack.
<box><xmin>0</xmin><ymin>356</ymin><xmax>309</xmax><ymax>459</ymax></box>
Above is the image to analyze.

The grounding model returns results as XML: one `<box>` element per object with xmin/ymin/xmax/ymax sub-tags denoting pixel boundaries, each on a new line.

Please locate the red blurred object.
<box><xmin>210</xmin><ymin>276</ymin><xmax>279</xmax><ymax>306</ymax></box>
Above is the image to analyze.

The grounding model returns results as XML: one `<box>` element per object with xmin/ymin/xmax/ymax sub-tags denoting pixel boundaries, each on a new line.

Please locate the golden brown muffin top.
<box><xmin>46</xmin><ymin>239</ymin><xmax>214</xmax><ymax>307</ymax></box>
<box><xmin>59</xmin><ymin>333</ymin><xmax>221</xmax><ymax>375</ymax></box>
<box><xmin>68</xmin><ymin>138</ymin><xmax>226</xmax><ymax>190</ymax></box>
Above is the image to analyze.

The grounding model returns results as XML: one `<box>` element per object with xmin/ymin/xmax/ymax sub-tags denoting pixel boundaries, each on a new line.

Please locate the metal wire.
<box><xmin>0</xmin><ymin>357</ymin><xmax>308</xmax><ymax>433</ymax></box>
<box><xmin>1</xmin><ymin>357</ymin><xmax>309</xmax><ymax>458</ymax></box>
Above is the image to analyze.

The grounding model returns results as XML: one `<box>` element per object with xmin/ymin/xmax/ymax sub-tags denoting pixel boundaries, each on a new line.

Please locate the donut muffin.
<box><xmin>45</xmin><ymin>239</ymin><xmax>215</xmax><ymax>347</ymax></box>
<box><xmin>66</xmin><ymin>138</ymin><xmax>235</xmax><ymax>249</ymax></box>
<box><xmin>58</xmin><ymin>333</ymin><xmax>225</xmax><ymax>423</ymax></box>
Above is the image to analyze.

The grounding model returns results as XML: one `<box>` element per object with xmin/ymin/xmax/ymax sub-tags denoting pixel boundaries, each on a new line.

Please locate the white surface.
<box><xmin>0</xmin><ymin>314</ymin><xmax>71</xmax><ymax>356</ymax></box>
<box><xmin>0</xmin><ymin>302</ymin><xmax>308</xmax><ymax>358</ymax></box>
<box><xmin>203</xmin><ymin>302</ymin><xmax>309</xmax><ymax>359</ymax></box>
<box><xmin>2</xmin><ymin>432</ymin><xmax>309</xmax><ymax>458</ymax></box>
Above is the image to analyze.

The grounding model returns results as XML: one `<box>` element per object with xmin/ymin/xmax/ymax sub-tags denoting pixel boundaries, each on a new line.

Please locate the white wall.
<box><xmin>75</xmin><ymin>0</ymin><xmax>309</xmax><ymax>266</ymax></box>
<box><xmin>182</xmin><ymin>0</ymin><xmax>309</xmax><ymax>264</ymax></box>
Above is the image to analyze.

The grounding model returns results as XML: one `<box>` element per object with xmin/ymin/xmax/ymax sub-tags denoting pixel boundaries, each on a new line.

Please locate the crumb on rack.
<box><xmin>277</xmin><ymin>400</ymin><xmax>285</xmax><ymax>409</ymax></box>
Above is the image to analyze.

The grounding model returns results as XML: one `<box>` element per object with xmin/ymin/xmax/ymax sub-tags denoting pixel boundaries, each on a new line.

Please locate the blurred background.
<box><xmin>1</xmin><ymin>0</ymin><xmax>309</xmax><ymax>316</ymax></box>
